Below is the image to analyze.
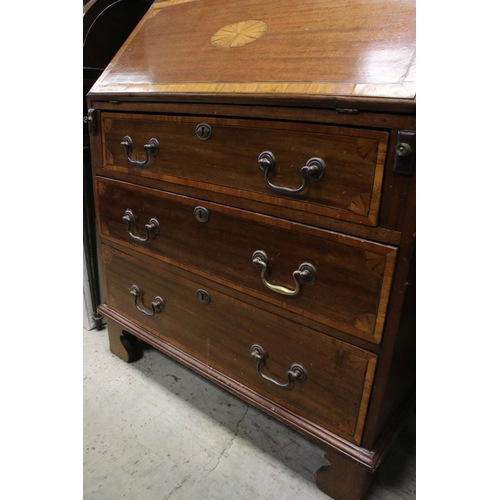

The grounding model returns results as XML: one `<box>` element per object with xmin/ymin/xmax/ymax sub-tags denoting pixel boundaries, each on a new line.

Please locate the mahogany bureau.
<box><xmin>86</xmin><ymin>1</ymin><xmax>416</xmax><ymax>499</ymax></box>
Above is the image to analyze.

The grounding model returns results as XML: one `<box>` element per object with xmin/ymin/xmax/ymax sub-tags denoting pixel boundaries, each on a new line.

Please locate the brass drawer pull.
<box><xmin>250</xmin><ymin>344</ymin><xmax>307</xmax><ymax>388</ymax></box>
<box><xmin>130</xmin><ymin>285</ymin><xmax>165</xmax><ymax>317</ymax></box>
<box><xmin>252</xmin><ymin>250</ymin><xmax>316</xmax><ymax>296</ymax></box>
<box><xmin>121</xmin><ymin>135</ymin><xmax>159</xmax><ymax>166</ymax></box>
<box><xmin>122</xmin><ymin>209</ymin><xmax>160</xmax><ymax>243</ymax></box>
<box><xmin>258</xmin><ymin>151</ymin><xmax>325</xmax><ymax>194</ymax></box>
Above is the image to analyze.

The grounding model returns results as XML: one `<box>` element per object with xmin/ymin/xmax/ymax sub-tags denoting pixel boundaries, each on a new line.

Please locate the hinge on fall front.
<box><xmin>84</xmin><ymin>108</ymin><xmax>98</xmax><ymax>133</ymax></box>
<box><xmin>335</xmin><ymin>108</ymin><xmax>359</xmax><ymax>114</ymax></box>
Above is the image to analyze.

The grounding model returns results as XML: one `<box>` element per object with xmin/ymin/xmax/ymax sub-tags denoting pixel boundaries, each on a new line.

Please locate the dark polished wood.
<box><xmin>100</xmin><ymin>303</ymin><xmax>404</xmax><ymax>463</ymax></box>
<box><xmin>315</xmin><ymin>447</ymin><xmax>375</xmax><ymax>500</ymax></box>
<box><xmin>101</xmin><ymin>112</ymin><xmax>388</xmax><ymax>226</ymax></box>
<box><xmin>106</xmin><ymin>316</ymin><xmax>138</xmax><ymax>362</ymax></box>
<box><xmin>88</xmin><ymin>1</ymin><xmax>416</xmax><ymax>498</ymax></box>
<box><xmin>83</xmin><ymin>143</ymin><xmax>103</xmax><ymax>329</ymax></box>
<box><xmin>102</xmin><ymin>243</ymin><xmax>377</xmax><ymax>444</ymax></box>
<box><xmin>90</xmin><ymin>0</ymin><xmax>416</xmax><ymax>107</ymax></box>
<box><xmin>96</xmin><ymin>178</ymin><xmax>397</xmax><ymax>344</ymax></box>
<box><xmin>103</xmin><ymin>237</ymin><xmax>384</xmax><ymax>354</ymax></box>
<box><xmin>360</xmin><ymin>177</ymin><xmax>416</xmax><ymax>449</ymax></box>
<box><xmin>92</xmin><ymin>100</ymin><xmax>416</xmax><ymax>131</ymax></box>
<box><xmin>95</xmin><ymin>165</ymin><xmax>403</xmax><ymax>245</ymax></box>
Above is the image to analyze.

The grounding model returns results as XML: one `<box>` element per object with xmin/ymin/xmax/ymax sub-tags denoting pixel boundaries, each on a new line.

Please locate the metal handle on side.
<box><xmin>122</xmin><ymin>209</ymin><xmax>160</xmax><ymax>243</ymax></box>
<box><xmin>121</xmin><ymin>135</ymin><xmax>159</xmax><ymax>166</ymax></box>
<box><xmin>252</xmin><ymin>250</ymin><xmax>316</xmax><ymax>296</ymax></box>
<box><xmin>258</xmin><ymin>151</ymin><xmax>325</xmax><ymax>194</ymax></box>
<box><xmin>250</xmin><ymin>344</ymin><xmax>307</xmax><ymax>388</ymax></box>
<box><xmin>395</xmin><ymin>142</ymin><xmax>413</xmax><ymax>157</ymax></box>
<box><xmin>129</xmin><ymin>285</ymin><xmax>165</xmax><ymax>317</ymax></box>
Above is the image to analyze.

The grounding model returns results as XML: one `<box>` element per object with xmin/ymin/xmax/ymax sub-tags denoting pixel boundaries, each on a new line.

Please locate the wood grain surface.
<box><xmin>101</xmin><ymin>112</ymin><xmax>388</xmax><ymax>226</ymax></box>
<box><xmin>102</xmin><ymin>243</ymin><xmax>377</xmax><ymax>444</ymax></box>
<box><xmin>90</xmin><ymin>0</ymin><xmax>416</xmax><ymax>101</ymax></box>
<box><xmin>96</xmin><ymin>178</ymin><xmax>397</xmax><ymax>343</ymax></box>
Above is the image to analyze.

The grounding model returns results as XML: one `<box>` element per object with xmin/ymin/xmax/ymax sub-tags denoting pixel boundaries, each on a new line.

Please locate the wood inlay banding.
<box><xmin>100</xmin><ymin>221</ymin><xmax>110</xmax><ymax>236</ymax></box>
<box><xmin>211</xmin><ymin>20</ymin><xmax>268</xmax><ymax>48</ymax></box>
<box><xmin>338</xmin><ymin>419</ymin><xmax>355</xmax><ymax>436</ymax></box>
<box><xmin>104</xmin><ymin>119</ymin><xmax>113</xmax><ymax>133</ymax></box>
<box><xmin>364</xmin><ymin>252</ymin><xmax>386</xmax><ymax>277</ymax></box>
<box><xmin>105</xmin><ymin>150</ymin><xmax>115</xmax><ymax>165</ymax></box>
<box><xmin>354</xmin><ymin>314</ymin><xmax>376</xmax><ymax>334</ymax></box>
<box><xmin>347</xmin><ymin>355</ymin><xmax>367</xmax><ymax>373</ymax></box>
<box><xmin>356</xmin><ymin>139</ymin><xmax>378</xmax><ymax>162</ymax></box>
<box><xmin>348</xmin><ymin>193</ymin><xmax>371</xmax><ymax>215</ymax></box>
<box><xmin>153</xmin><ymin>0</ymin><xmax>198</xmax><ymax>9</ymax></box>
<box><xmin>101</xmin><ymin>244</ymin><xmax>112</xmax><ymax>263</ymax></box>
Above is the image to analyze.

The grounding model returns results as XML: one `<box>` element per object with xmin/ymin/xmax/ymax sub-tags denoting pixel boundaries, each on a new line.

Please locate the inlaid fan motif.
<box><xmin>354</xmin><ymin>313</ymin><xmax>376</xmax><ymax>334</ymax></box>
<box><xmin>211</xmin><ymin>20</ymin><xmax>268</xmax><ymax>48</ymax></box>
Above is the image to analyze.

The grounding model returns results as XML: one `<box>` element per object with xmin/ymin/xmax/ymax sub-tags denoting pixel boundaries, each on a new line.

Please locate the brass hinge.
<box><xmin>335</xmin><ymin>108</ymin><xmax>359</xmax><ymax>114</ymax></box>
<box><xmin>84</xmin><ymin>108</ymin><xmax>98</xmax><ymax>133</ymax></box>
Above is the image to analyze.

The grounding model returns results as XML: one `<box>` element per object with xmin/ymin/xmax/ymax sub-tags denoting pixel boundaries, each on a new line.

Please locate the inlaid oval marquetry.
<box><xmin>211</xmin><ymin>20</ymin><xmax>267</xmax><ymax>48</ymax></box>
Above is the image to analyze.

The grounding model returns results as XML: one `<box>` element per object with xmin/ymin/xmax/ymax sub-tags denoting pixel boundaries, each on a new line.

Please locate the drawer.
<box><xmin>101</xmin><ymin>243</ymin><xmax>377</xmax><ymax>445</ymax></box>
<box><xmin>97</xmin><ymin>178</ymin><xmax>397</xmax><ymax>344</ymax></box>
<box><xmin>100</xmin><ymin>112</ymin><xmax>388</xmax><ymax>226</ymax></box>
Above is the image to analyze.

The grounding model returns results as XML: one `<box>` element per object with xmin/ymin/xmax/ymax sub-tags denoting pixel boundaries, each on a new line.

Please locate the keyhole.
<box><xmin>194</xmin><ymin>206</ymin><xmax>209</xmax><ymax>223</ymax></box>
<box><xmin>196</xmin><ymin>123</ymin><xmax>211</xmax><ymax>140</ymax></box>
<box><xmin>196</xmin><ymin>289</ymin><xmax>211</xmax><ymax>304</ymax></box>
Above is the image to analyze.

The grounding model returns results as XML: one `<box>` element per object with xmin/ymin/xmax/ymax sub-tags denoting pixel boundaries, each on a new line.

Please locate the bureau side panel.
<box><xmin>361</xmin><ymin>173</ymin><xmax>416</xmax><ymax>450</ymax></box>
<box><xmin>86</xmin><ymin>107</ymin><xmax>108</xmax><ymax>306</ymax></box>
<box><xmin>378</xmin><ymin>119</ymin><xmax>416</xmax><ymax>232</ymax></box>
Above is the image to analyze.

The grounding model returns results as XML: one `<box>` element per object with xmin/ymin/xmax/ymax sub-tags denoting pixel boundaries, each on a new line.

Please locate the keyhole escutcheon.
<box><xmin>194</xmin><ymin>206</ymin><xmax>210</xmax><ymax>223</ymax></box>
<box><xmin>196</xmin><ymin>123</ymin><xmax>212</xmax><ymax>140</ymax></box>
<box><xmin>196</xmin><ymin>289</ymin><xmax>211</xmax><ymax>304</ymax></box>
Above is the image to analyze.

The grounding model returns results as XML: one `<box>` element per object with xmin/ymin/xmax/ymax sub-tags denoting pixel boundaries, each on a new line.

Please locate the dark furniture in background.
<box><xmin>83</xmin><ymin>0</ymin><xmax>154</xmax><ymax>330</ymax></box>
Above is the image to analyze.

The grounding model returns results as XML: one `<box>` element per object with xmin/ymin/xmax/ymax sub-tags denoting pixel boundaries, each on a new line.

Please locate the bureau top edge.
<box><xmin>87</xmin><ymin>92</ymin><xmax>416</xmax><ymax>116</ymax></box>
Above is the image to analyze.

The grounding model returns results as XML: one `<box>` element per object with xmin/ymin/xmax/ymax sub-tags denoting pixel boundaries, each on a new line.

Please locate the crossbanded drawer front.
<box><xmin>96</xmin><ymin>178</ymin><xmax>397</xmax><ymax>344</ymax></box>
<box><xmin>100</xmin><ymin>112</ymin><xmax>388</xmax><ymax>226</ymax></box>
<box><xmin>101</xmin><ymin>243</ymin><xmax>377</xmax><ymax>445</ymax></box>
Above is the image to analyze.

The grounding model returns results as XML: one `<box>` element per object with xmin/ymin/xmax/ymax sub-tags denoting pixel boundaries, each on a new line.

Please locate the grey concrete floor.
<box><xmin>83</xmin><ymin>327</ymin><xmax>416</xmax><ymax>500</ymax></box>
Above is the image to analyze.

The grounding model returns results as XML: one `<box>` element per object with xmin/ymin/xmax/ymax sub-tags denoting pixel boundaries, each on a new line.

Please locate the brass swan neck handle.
<box><xmin>252</xmin><ymin>250</ymin><xmax>316</xmax><ymax>296</ymax></box>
